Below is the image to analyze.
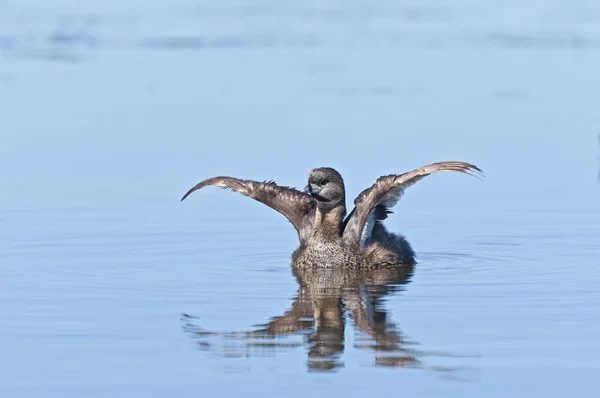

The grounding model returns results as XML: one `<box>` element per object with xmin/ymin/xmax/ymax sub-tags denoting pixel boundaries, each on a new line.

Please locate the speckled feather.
<box><xmin>342</xmin><ymin>161</ymin><xmax>483</xmax><ymax>246</ymax></box>
<box><xmin>181</xmin><ymin>177</ymin><xmax>316</xmax><ymax>244</ymax></box>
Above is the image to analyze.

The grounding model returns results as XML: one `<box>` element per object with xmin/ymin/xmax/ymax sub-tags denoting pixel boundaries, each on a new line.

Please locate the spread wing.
<box><xmin>181</xmin><ymin>176</ymin><xmax>316</xmax><ymax>243</ymax></box>
<box><xmin>342</xmin><ymin>161</ymin><xmax>483</xmax><ymax>246</ymax></box>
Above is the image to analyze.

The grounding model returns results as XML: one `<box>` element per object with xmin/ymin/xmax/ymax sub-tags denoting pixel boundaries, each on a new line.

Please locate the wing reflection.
<box><xmin>182</xmin><ymin>263</ymin><xmax>432</xmax><ymax>372</ymax></box>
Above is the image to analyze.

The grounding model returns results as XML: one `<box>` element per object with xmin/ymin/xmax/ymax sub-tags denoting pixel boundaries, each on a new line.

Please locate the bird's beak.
<box><xmin>304</xmin><ymin>184</ymin><xmax>321</xmax><ymax>196</ymax></box>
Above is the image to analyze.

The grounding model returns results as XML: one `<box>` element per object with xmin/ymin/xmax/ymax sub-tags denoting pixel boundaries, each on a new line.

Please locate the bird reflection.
<box><xmin>182</xmin><ymin>263</ymin><xmax>430</xmax><ymax>372</ymax></box>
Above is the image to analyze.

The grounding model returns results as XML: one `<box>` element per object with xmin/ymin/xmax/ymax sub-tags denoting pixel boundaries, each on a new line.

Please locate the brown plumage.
<box><xmin>342</xmin><ymin>161</ymin><xmax>482</xmax><ymax>246</ymax></box>
<box><xmin>181</xmin><ymin>177</ymin><xmax>315</xmax><ymax>244</ymax></box>
<box><xmin>181</xmin><ymin>161</ymin><xmax>483</xmax><ymax>268</ymax></box>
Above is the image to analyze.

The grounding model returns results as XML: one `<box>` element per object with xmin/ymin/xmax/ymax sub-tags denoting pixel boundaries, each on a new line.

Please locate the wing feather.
<box><xmin>342</xmin><ymin>161</ymin><xmax>483</xmax><ymax>245</ymax></box>
<box><xmin>181</xmin><ymin>176</ymin><xmax>315</xmax><ymax>243</ymax></box>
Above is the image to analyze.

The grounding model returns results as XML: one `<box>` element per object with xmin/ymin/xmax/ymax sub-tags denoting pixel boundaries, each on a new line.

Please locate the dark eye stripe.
<box><xmin>321</xmin><ymin>179</ymin><xmax>329</xmax><ymax>185</ymax></box>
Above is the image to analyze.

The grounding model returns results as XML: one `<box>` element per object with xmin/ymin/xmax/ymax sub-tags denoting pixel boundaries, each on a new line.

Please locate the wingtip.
<box><xmin>470</xmin><ymin>163</ymin><xmax>484</xmax><ymax>175</ymax></box>
<box><xmin>458</xmin><ymin>162</ymin><xmax>485</xmax><ymax>179</ymax></box>
<box><xmin>439</xmin><ymin>161</ymin><xmax>485</xmax><ymax>180</ymax></box>
<box><xmin>180</xmin><ymin>188</ymin><xmax>194</xmax><ymax>201</ymax></box>
<box><xmin>180</xmin><ymin>181</ymin><xmax>207</xmax><ymax>202</ymax></box>
<box><xmin>469</xmin><ymin>164</ymin><xmax>485</xmax><ymax>179</ymax></box>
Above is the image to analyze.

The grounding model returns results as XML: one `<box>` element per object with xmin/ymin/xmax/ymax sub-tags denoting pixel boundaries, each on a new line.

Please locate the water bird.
<box><xmin>181</xmin><ymin>161</ymin><xmax>482</xmax><ymax>268</ymax></box>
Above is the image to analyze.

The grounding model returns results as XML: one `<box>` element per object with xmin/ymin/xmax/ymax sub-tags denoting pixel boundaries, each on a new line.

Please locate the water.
<box><xmin>1</xmin><ymin>0</ymin><xmax>600</xmax><ymax>397</ymax></box>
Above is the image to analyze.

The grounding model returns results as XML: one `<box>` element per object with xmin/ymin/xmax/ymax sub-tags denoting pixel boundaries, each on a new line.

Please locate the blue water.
<box><xmin>1</xmin><ymin>1</ymin><xmax>600</xmax><ymax>397</ymax></box>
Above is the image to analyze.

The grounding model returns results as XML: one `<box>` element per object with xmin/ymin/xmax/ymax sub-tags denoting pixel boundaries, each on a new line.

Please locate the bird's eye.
<box><xmin>321</xmin><ymin>179</ymin><xmax>329</xmax><ymax>185</ymax></box>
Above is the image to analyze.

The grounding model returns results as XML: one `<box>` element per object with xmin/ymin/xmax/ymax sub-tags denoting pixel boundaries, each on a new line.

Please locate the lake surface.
<box><xmin>1</xmin><ymin>0</ymin><xmax>599</xmax><ymax>397</ymax></box>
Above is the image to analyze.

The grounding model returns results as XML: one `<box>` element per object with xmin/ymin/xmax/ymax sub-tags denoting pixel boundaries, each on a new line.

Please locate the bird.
<box><xmin>181</xmin><ymin>161</ymin><xmax>483</xmax><ymax>268</ymax></box>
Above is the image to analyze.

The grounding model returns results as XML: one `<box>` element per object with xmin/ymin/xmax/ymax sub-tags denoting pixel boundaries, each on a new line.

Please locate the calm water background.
<box><xmin>1</xmin><ymin>0</ymin><xmax>599</xmax><ymax>397</ymax></box>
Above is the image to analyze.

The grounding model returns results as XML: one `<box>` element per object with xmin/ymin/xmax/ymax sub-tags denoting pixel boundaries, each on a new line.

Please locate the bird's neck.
<box><xmin>312</xmin><ymin>204</ymin><xmax>346</xmax><ymax>241</ymax></box>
